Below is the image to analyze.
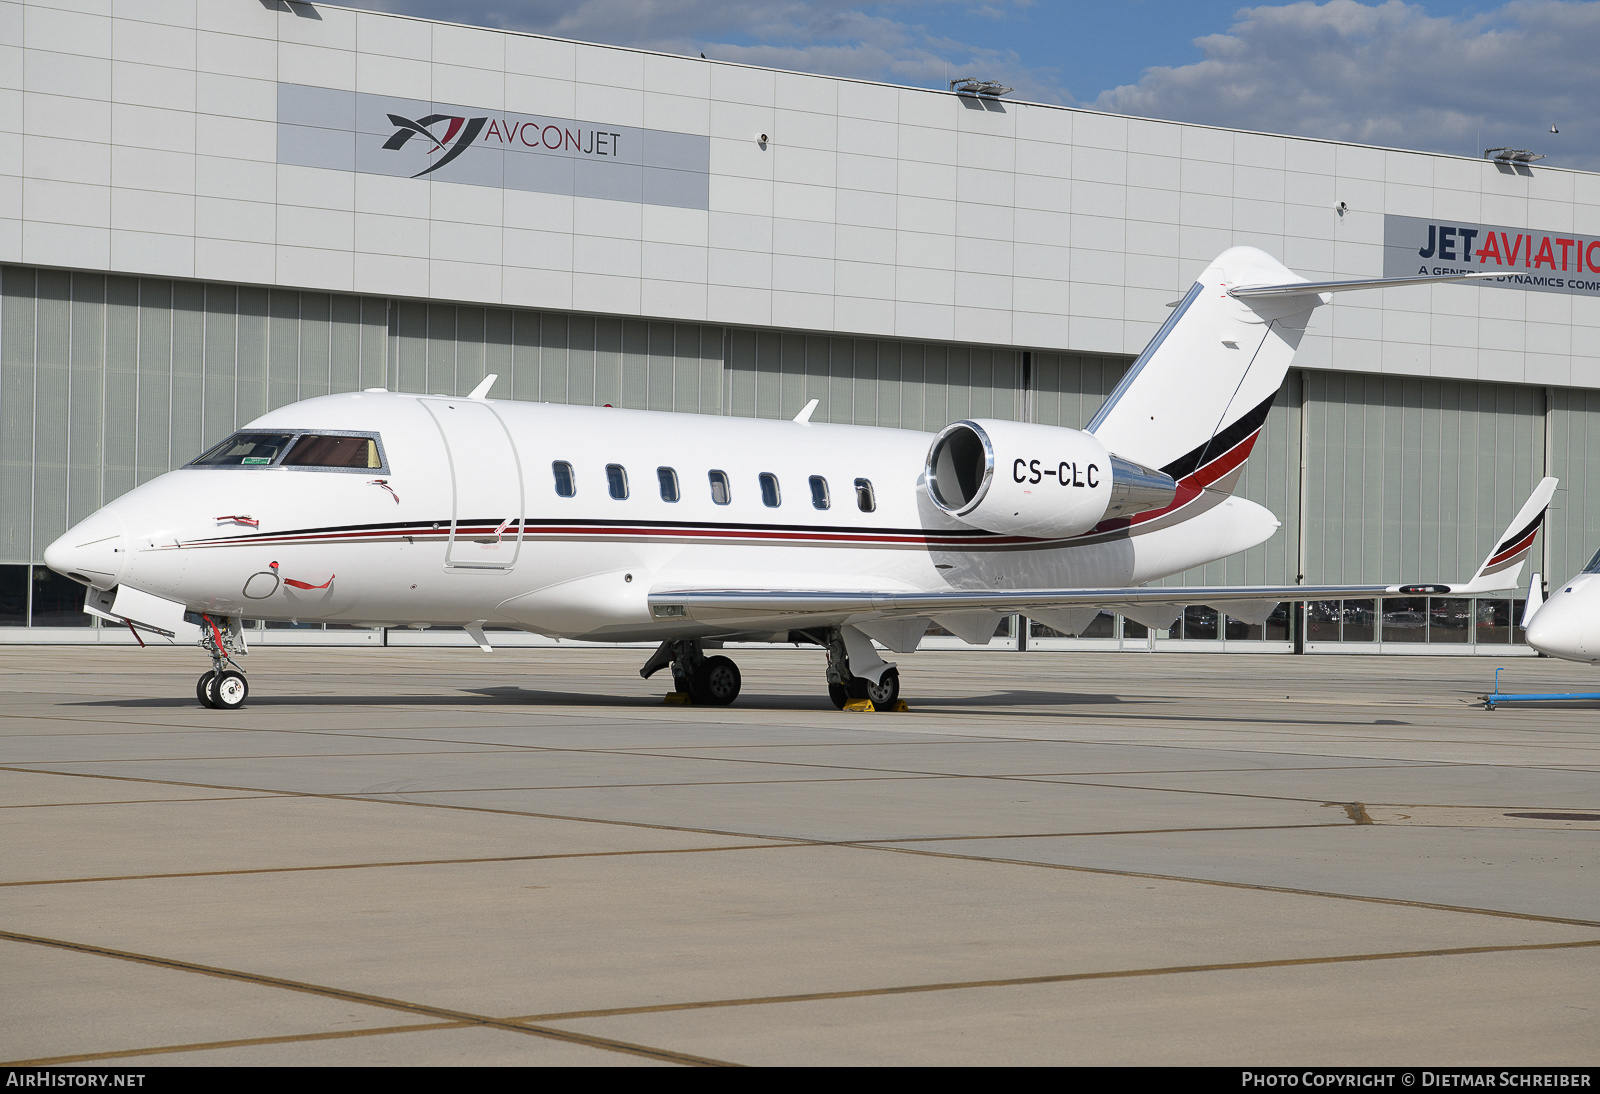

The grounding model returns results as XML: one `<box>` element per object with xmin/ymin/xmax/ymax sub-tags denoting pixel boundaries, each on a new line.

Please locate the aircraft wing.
<box><xmin>648</xmin><ymin>478</ymin><xmax>1558</xmax><ymax>642</ymax></box>
<box><xmin>653</xmin><ymin>580</ymin><xmax>1454</xmax><ymax>628</ymax></box>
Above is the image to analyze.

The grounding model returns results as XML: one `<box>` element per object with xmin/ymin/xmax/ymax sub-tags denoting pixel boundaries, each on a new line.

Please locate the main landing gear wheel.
<box><xmin>207</xmin><ymin>670</ymin><xmax>249</xmax><ymax>710</ymax></box>
<box><xmin>196</xmin><ymin>671</ymin><xmax>217</xmax><ymax>708</ymax></box>
<box><xmin>691</xmin><ymin>655</ymin><xmax>742</xmax><ymax>706</ymax></box>
<box><xmin>829</xmin><ymin>669</ymin><xmax>900</xmax><ymax>711</ymax></box>
<box><xmin>854</xmin><ymin>668</ymin><xmax>900</xmax><ymax>711</ymax></box>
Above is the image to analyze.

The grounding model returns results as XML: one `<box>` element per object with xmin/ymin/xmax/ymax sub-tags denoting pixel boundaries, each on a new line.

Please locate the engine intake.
<box><xmin>926</xmin><ymin>419</ymin><xmax>1176</xmax><ymax>539</ymax></box>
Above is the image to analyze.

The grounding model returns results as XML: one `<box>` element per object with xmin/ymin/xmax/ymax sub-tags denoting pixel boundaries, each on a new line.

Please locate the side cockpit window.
<box><xmin>188</xmin><ymin>430</ymin><xmax>386</xmax><ymax>473</ymax></box>
<box><xmin>282</xmin><ymin>434</ymin><xmax>383</xmax><ymax>469</ymax></box>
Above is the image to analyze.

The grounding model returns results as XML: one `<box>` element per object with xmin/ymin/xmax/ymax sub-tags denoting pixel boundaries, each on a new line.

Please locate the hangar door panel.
<box><xmin>423</xmin><ymin>399</ymin><xmax>523</xmax><ymax>569</ymax></box>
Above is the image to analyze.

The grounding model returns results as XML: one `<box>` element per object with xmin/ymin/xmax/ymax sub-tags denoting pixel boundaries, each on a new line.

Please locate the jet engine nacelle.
<box><xmin>925</xmin><ymin>419</ymin><xmax>1176</xmax><ymax>538</ymax></box>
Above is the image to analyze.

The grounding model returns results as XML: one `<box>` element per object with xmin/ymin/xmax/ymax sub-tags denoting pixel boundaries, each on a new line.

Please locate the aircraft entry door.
<box><xmin>423</xmin><ymin>399</ymin><xmax>524</xmax><ymax>569</ymax></box>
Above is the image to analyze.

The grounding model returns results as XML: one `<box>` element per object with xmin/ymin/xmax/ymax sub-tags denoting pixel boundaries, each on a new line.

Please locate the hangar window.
<box><xmin>658</xmin><ymin>467</ymin><xmax>680</xmax><ymax>502</ymax></box>
<box><xmin>855</xmin><ymin>477</ymin><xmax>876</xmax><ymax>513</ymax></box>
<box><xmin>759</xmin><ymin>473</ymin><xmax>781</xmax><ymax>508</ymax></box>
<box><xmin>552</xmin><ymin>461</ymin><xmax>575</xmax><ymax>497</ymax></box>
<box><xmin>708</xmin><ymin>470</ymin><xmax>731</xmax><ymax>505</ymax></box>
<box><xmin>189</xmin><ymin>432</ymin><xmax>297</xmax><ymax>467</ymax></box>
<box><xmin>282</xmin><ymin>434</ymin><xmax>384</xmax><ymax>470</ymax></box>
<box><xmin>606</xmin><ymin>464</ymin><xmax>629</xmax><ymax>500</ymax></box>
<box><xmin>809</xmin><ymin>475</ymin><xmax>830</xmax><ymax>510</ymax></box>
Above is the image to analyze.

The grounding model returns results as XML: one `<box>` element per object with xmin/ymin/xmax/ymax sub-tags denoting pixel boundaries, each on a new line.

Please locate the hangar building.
<box><xmin>4</xmin><ymin>0</ymin><xmax>1598</xmax><ymax>653</ymax></box>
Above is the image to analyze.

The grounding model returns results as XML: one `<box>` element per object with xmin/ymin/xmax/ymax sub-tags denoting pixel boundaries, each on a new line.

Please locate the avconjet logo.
<box><xmin>382</xmin><ymin>114</ymin><xmax>487</xmax><ymax>177</ymax></box>
<box><xmin>277</xmin><ymin>83</ymin><xmax>711</xmax><ymax>210</ymax></box>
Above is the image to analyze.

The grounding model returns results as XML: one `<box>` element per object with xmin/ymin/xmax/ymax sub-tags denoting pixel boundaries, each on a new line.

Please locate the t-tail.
<box><xmin>1088</xmin><ymin>247</ymin><xmax>1504</xmax><ymax>499</ymax></box>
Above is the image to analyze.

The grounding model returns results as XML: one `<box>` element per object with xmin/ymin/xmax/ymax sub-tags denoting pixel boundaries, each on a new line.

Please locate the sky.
<box><xmin>353</xmin><ymin>1</ymin><xmax>1600</xmax><ymax>171</ymax></box>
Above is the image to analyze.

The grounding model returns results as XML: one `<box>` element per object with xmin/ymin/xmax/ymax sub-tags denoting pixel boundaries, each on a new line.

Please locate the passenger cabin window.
<box><xmin>282</xmin><ymin>434</ymin><xmax>382</xmax><ymax>469</ymax></box>
<box><xmin>759</xmin><ymin>472</ymin><xmax>781</xmax><ymax>508</ymax></box>
<box><xmin>552</xmin><ymin>461</ymin><xmax>576</xmax><ymax>497</ymax></box>
<box><xmin>708</xmin><ymin>470</ymin><xmax>731</xmax><ymax>505</ymax></box>
<box><xmin>809</xmin><ymin>475</ymin><xmax>830</xmax><ymax>510</ymax></box>
<box><xmin>658</xmin><ymin>467</ymin><xmax>680</xmax><ymax>502</ymax></box>
<box><xmin>855</xmin><ymin>477</ymin><xmax>876</xmax><ymax>513</ymax></box>
<box><xmin>606</xmin><ymin>464</ymin><xmax>629</xmax><ymax>500</ymax></box>
<box><xmin>191</xmin><ymin>432</ymin><xmax>296</xmax><ymax>467</ymax></box>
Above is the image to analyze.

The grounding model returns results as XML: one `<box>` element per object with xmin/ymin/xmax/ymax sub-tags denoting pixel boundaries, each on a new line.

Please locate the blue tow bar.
<box><xmin>1483</xmin><ymin>666</ymin><xmax>1600</xmax><ymax>709</ymax></box>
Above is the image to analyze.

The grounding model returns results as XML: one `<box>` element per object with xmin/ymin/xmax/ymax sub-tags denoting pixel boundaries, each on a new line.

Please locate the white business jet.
<box><xmin>1522</xmin><ymin>551</ymin><xmax>1600</xmax><ymax>664</ymax></box>
<box><xmin>44</xmin><ymin>247</ymin><xmax>1542</xmax><ymax>711</ymax></box>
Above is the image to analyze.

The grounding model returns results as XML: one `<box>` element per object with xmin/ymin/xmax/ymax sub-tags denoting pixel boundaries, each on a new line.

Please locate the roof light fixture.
<box><xmin>949</xmin><ymin>77</ymin><xmax>1012</xmax><ymax>97</ymax></box>
<box><xmin>1483</xmin><ymin>147</ymin><xmax>1544</xmax><ymax>163</ymax></box>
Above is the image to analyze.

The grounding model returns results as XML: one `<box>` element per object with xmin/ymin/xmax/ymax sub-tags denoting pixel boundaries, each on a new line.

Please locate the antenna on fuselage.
<box><xmin>467</xmin><ymin>374</ymin><xmax>499</xmax><ymax>400</ymax></box>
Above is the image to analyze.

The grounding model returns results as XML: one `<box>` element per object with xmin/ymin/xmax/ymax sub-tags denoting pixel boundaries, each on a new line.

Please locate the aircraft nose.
<box><xmin>1524</xmin><ymin>597</ymin><xmax>1590</xmax><ymax>662</ymax></box>
<box><xmin>43</xmin><ymin>510</ymin><xmax>127</xmax><ymax>591</ymax></box>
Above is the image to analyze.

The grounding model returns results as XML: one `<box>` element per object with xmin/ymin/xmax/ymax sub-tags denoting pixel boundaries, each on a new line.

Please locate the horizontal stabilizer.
<box><xmin>1229</xmin><ymin>269</ymin><xmax>1504</xmax><ymax>299</ymax></box>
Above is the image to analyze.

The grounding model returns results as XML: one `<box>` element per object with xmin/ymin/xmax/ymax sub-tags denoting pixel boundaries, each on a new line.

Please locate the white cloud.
<box><xmin>361</xmin><ymin>0</ymin><xmax>1069</xmax><ymax>103</ymax></box>
<box><xmin>1092</xmin><ymin>1</ymin><xmax>1599</xmax><ymax>170</ymax></box>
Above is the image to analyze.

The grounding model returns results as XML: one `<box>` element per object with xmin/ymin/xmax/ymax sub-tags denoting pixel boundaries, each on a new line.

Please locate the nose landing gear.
<box><xmin>196</xmin><ymin>614</ymin><xmax>249</xmax><ymax>710</ymax></box>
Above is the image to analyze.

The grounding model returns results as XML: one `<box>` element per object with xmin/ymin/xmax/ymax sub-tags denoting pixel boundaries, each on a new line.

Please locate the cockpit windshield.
<box><xmin>1583</xmin><ymin>546</ymin><xmax>1600</xmax><ymax>574</ymax></box>
<box><xmin>190</xmin><ymin>433</ymin><xmax>297</xmax><ymax>467</ymax></box>
<box><xmin>187</xmin><ymin>431</ymin><xmax>386</xmax><ymax>472</ymax></box>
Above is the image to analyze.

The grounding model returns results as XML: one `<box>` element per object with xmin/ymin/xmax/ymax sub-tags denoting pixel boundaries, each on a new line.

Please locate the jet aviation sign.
<box><xmin>1384</xmin><ymin>214</ymin><xmax>1600</xmax><ymax>297</ymax></box>
<box><xmin>277</xmin><ymin>83</ymin><xmax>710</xmax><ymax>210</ymax></box>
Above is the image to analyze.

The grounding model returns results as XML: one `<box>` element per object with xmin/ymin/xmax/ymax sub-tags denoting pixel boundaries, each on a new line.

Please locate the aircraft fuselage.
<box><xmin>46</xmin><ymin>391</ymin><xmax>1278</xmax><ymax>643</ymax></box>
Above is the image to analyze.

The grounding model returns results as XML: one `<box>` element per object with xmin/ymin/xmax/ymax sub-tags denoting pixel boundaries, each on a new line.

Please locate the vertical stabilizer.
<box><xmin>1088</xmin><ymin>247</ymin><xmax>1319</xmax><ymax>494</ymax></box>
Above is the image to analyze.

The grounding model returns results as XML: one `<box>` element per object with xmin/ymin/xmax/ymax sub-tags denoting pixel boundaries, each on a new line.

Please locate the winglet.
<box><xmin>1451</xmin><ymin>477</ymin><xmax>1558</xmax><ymax>594</ymax></box>
<box><xmin>793</xmin><ymin>398</ymin><xmax>819</xmax><ymax>423</ymax></box>
<box><xmin>467</xmin><ymin>374</ymin><xmax>498</xmax><ymax>400</ymax></box>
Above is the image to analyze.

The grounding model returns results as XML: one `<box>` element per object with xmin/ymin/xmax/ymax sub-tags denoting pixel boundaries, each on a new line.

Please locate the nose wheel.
<box><xmin>195</xmin><ymin>614</ymin><xmax>250</xmax><ymax>710</ymax></box>
<box><xmin>198</xmin><ymin>669</ymin><xmax>249</xmax><ymax>710</ymax></box>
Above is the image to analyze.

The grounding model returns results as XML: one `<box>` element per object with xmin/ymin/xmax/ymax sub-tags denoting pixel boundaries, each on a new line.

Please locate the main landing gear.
<box><xmin>640</xmin><ymin>627</ymin><xmax>907</xmax><ymax>712</ymax></box>
<box><xmin>822</xmin><ymin>626</ymin><xmax>902</xmax><ymax>712</ymax></box>
<box><xmin>640</xmin><ymin>639</ymin><xmax>742</xmax><ymax>706</ymax></box>
<box><xmin>195</xmin><ymin>614</ymin><xmax>249</xmax><ymax>710</ymax></box>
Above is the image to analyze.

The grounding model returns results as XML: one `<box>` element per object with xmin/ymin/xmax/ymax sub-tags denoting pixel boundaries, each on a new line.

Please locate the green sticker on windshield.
<box><xmin>242</xmin><ymin>456</ymin><xmax>270</xmax><ymax>465</ymax></box>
